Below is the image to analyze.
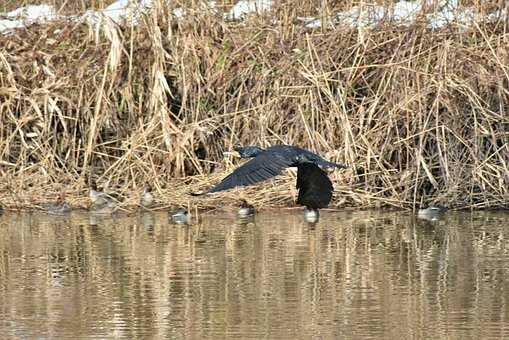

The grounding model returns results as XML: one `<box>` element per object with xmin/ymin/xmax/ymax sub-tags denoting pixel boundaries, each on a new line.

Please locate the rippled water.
<box><xmin>1</xmin><ymin>210</ymin><xmax>509</xmax><ymax>339</ymax></box>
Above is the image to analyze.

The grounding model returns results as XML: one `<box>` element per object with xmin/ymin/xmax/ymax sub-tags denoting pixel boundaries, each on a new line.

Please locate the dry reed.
<box><xmin>0</xmin><ymin>1</ymin><xmax>508</xmax><ymax>211</ymax></box>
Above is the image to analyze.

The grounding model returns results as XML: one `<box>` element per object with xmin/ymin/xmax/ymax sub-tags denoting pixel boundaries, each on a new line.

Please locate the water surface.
<box><xmin>1</xmin><ymin>210</ymin><xmax>509</xmax><ymax>339</ymax></box>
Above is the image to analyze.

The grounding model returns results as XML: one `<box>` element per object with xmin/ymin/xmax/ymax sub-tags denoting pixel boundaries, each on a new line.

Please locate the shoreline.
<box><xmin>1</xmin><ymin>3</ymin><xmax>508</xmax><ymax>211</ymax></box>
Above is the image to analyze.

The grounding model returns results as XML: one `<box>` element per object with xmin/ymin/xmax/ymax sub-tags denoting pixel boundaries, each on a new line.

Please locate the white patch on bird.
<box><xmin>304</xmin><ymin>209</ymin><xmax>319</xmax><ymax>223</ymax></box>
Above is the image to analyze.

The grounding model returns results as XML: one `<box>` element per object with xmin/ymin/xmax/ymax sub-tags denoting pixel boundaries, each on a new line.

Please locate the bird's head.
<box><xmin>320</xmin><ymin>164</ymin><xmax>337</xmax><ymax>173</ymax></box>
<box><xmin>224</xmin><ymin>145</ymin><xmax>264</xmax><ymax>158</ymax></box>
<box><xmin>295</xmin><ymin>153</ymin><xmax>314</xmax><ymax>163</ymax></box>
<box><xmin>57</xmin><ymin>191</ymin><xmax>66</xmax><ymax>203</ymax></box>
<box><xmin>239</xmin><ymin>199</ymin><xmax>252</xmax><ymax>208</ymax></box>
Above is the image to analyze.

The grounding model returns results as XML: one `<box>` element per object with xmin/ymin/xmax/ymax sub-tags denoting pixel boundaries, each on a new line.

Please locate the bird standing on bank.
<box><xmin>40</xmin><ymin>192</ymin><xmax>71</xmax><ymax>215</ymax></box>
<box><xmin>140</xmin><ymin>185</ymin><xmax>155</xmax><ymax>208</ymax></box>
<box><xmin>89</xmin><ymin>181</ymin><xmax>119</xmax><ymax>214</ymax></box>
<box><xmin>193</xmin><ymin>144</ymin><xmax>347</xmax><ymax>217</ymax></box>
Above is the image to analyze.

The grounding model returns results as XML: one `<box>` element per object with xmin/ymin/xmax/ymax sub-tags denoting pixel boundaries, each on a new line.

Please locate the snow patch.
<box><xmin>0</xmin><ymin>4</ymin><xmax>57</xmax><ymax>32</ymax></box>
<box><xmin>173</xmin><ymin>1</ymin><xmax>218</xmax><ymax>19</ymax></box>
<box><xmin>335</xmin><ymin>5</ymin><xmax>386</xmax><ymax>28</ymax></box>
<box><xmin>5</xmin><ymin>4</ymin><xmax>57</xmax><ymax>21</ymax></box>
<box><xmin>297</xmin><ymin>0</ymin><xmax>505</xmax><ymax>30</ymax></box>
<box><xmin>172</xmin><ymin>8</ymin><xmax>186</xmax><ymax>19</ymax></box>
<box><xmin>226</xmin><ymin>0</ymin><xmax>273</xmax><ymax>20</ymax></box>
<box><xmin>84</xmin><ymin>0</ymin><xmax>153</xmax><ymax>25</ymax></box>
<box><xmin>0</xmin><ymin>19</ymin><xmax>24</xmax><ymax>32</ymax></box>
<box><xmin>393</xmin><ymin>1</ymin><xmax>422</xmax><ymax>23</ymax></box>
<box><xmin>0</xmin><ymin>0</ymin><xmax>507</xmax><ymax>34</ymax></box>
<box><xmin>296</xmin><ymin>17</ymin><xmax>323</xmax><ymax>29</ymax></box>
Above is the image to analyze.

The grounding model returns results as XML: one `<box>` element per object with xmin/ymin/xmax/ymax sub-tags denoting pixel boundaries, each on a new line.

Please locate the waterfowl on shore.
<box><xmin>89</xmin><ymin>181</ymin><xmax>115</xmax><ymax>206</ymax></box>
<box><xmin>89</xmin><ymin>181</ymin><xmax>118</xmax><ymax>214</ymax></box>
<box><xmin>91</xmin><ymin>202</ymin><xmax>118</xmax><ymax>215</ymax></box>
<box><xmin>41</xmin><ymin>193</ymin><xmax>71</xmax><ymax>215</ymax></box>
<box><xmin>170</xmin><ymin>207</ymin><xmax>189</xmax><ymax>225</ymax></box>
<box><xmin>417</xmin><ymin>205</ymin><xmax>448</xmax><ymax>221</ymax></box>
<box><xmin>237</xmin><ymin>199</ymin><xmax>255</xmax><ymax>218</ymax></box>
<box><xmin>140</xmin><ymin>184</ymin><xmax>155</xmax><ymax>208</ymax></box>
<box><xmin>192</xmin><ymin>144</ymin><xmax>346</xmax><ymax>214</ymax></box>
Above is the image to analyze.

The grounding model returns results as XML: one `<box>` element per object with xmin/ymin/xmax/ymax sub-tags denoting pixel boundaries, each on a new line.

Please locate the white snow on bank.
<box><xmin>393</xmin><ymin>1</ymin><xmax>421</xmax><ymax>23</ymax></box>
<box><xmin>83</xmin><ymin>0</ymin><xmax>153</xmax><ymax>25</ymax></box>
<box><xmin>0</xmin><ymin>19</ymin><xmax>23</xmax><ymax>31</ymax></box>
<box><xmin>172</xmin><ymin>7</ymin><xmax>187</xmax><ymax>19</ymax></box>
<box><xmin>297</xmin><ymin>0</ymin><xmax>507</xmax><ymax>30</ymax></box>
<box><xmin>425</xmin><ymin>0</ymin><xmax>479</xmax><ymax>29</ymax></box>
<box><xmin>225</xmin><ymin>0</ymin><xmax>273</xmax><ymax>20</ymax></box>
<box><xmin>296</xmin><ymin>17</ymin><xmax>322</xmax><ymax>29</ymax></box>
<box><xmin>0</xmin><ymin>0</ymin><xmax>507</xmax><ymax>33</ymax></box>
<box><xmin>0</xmin><ymin>0</ymin><xmax>221</xmax><ymax>33</ymax></box>
<box><xmin>5</xmin><ymin>4</ymin><xmax>56</xmax><ymax>20</ymax></box>
<box><xmin>335</xmin><ymin>5</ymin><xmax>385</xmax><ymax>28</ymax></box>
<box><xmin>0</xmin><ymin>1</ymin><xmax>157</xmax><ymax>32</ymax></box>
<box><xmin>172</xmin><ymin>1</ymin><xmax>218</xmax><ymax>19</ymax></box>
<box><xmin>0</xmin><ymin>5</ymin><xmax>57</xmax><ymax>32</ymax></box>
<box><xmin>297</xmin><ymin>1</ymin><xmax>422</xmax><ymax>29</ymax></box>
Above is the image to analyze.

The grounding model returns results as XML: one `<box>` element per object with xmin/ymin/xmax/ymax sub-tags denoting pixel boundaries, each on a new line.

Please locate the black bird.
<box><xmin>297</xmin><ymin>162</ymin><xmax>333</xmax><ymax>222</ymax></box>
<box><xmin>193</xmin><ymin>145</ymin><xmax>347</xmax><ymax>214</ymax></box>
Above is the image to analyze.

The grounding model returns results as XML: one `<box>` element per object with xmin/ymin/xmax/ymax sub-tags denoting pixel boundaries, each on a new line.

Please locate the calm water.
<box><xmin>1</xmin><ymin>210</ymin><xmax>509</xmax><ymax>339</ymax></box>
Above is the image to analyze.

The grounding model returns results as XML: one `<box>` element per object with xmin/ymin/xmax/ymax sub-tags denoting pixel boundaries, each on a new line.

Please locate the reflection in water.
<box><xmin>1</xmin><ymin>210</ymin><xmax>509</xmax><ymax>339</ymax></box>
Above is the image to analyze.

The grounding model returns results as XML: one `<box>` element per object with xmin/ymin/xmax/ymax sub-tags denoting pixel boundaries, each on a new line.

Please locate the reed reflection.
<box><xmin>0</xmin><ymin>211</ymin><xmax>508</xmax><ymax>339</ymax></box>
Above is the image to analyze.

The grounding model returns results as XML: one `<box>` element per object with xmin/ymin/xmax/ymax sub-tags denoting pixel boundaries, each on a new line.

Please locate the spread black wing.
<box><xmin>296</xmin><ymin>163</ymin><xmax>333</xmax><ymax>209</ymax></box>
<box><xmin>207</xmin><ymin>151</ymin><xmax>295</xmax><ymax>193</ymax></box>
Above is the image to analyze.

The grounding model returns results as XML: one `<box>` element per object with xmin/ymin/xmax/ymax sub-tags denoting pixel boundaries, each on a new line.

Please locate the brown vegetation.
<box><xmin>0</xmin><ymin>1</ymin><xmax>508</xmax><ymax>211</ymax></box>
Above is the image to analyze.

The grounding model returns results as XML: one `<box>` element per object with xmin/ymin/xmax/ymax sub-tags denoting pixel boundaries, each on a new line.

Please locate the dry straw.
<box><xmin>0</xmin><ymin>1</ymin><xmax>508</xmax><ymax>211</ymax></box>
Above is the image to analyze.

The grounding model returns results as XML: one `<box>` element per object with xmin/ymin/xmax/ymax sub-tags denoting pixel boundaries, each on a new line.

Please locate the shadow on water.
<box><xmin>1</xmin><ymin>210</ymin><xmax>509</xmax><ymax>339</ymax></box>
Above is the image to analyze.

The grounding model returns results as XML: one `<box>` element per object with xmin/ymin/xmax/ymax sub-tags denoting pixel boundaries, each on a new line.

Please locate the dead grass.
<box><xmin>0</xmin><ymin>1</ymin><xmax>508</xmax><ymax>211</ymax></box>
<box><xmin>1</xmin><ymin>0</ymin><xmax>116</xmax><ymax>14</ymax></box>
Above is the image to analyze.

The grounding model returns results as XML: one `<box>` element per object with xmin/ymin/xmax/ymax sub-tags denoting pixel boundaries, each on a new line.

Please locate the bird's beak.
<box><xmin>320</xmin><ymin>163</ymin><xmax>349</xmax><ymax>172</ymax></box>
<box><xmin>223</xmin><ymin>150</ymin><xmax>241</xmax><ymax>158</ymax></box>
<box><xmin>320</xmin><ymin>165</ymin><xmax>335</xmax><ymax>173</ymax></box>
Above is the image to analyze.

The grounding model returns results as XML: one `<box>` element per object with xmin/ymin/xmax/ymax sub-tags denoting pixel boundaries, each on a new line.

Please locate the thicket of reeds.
<box><xmin>0</xmin><ymin>1</ymin><xmax>508</xmax><ymax>211</ymax></box>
